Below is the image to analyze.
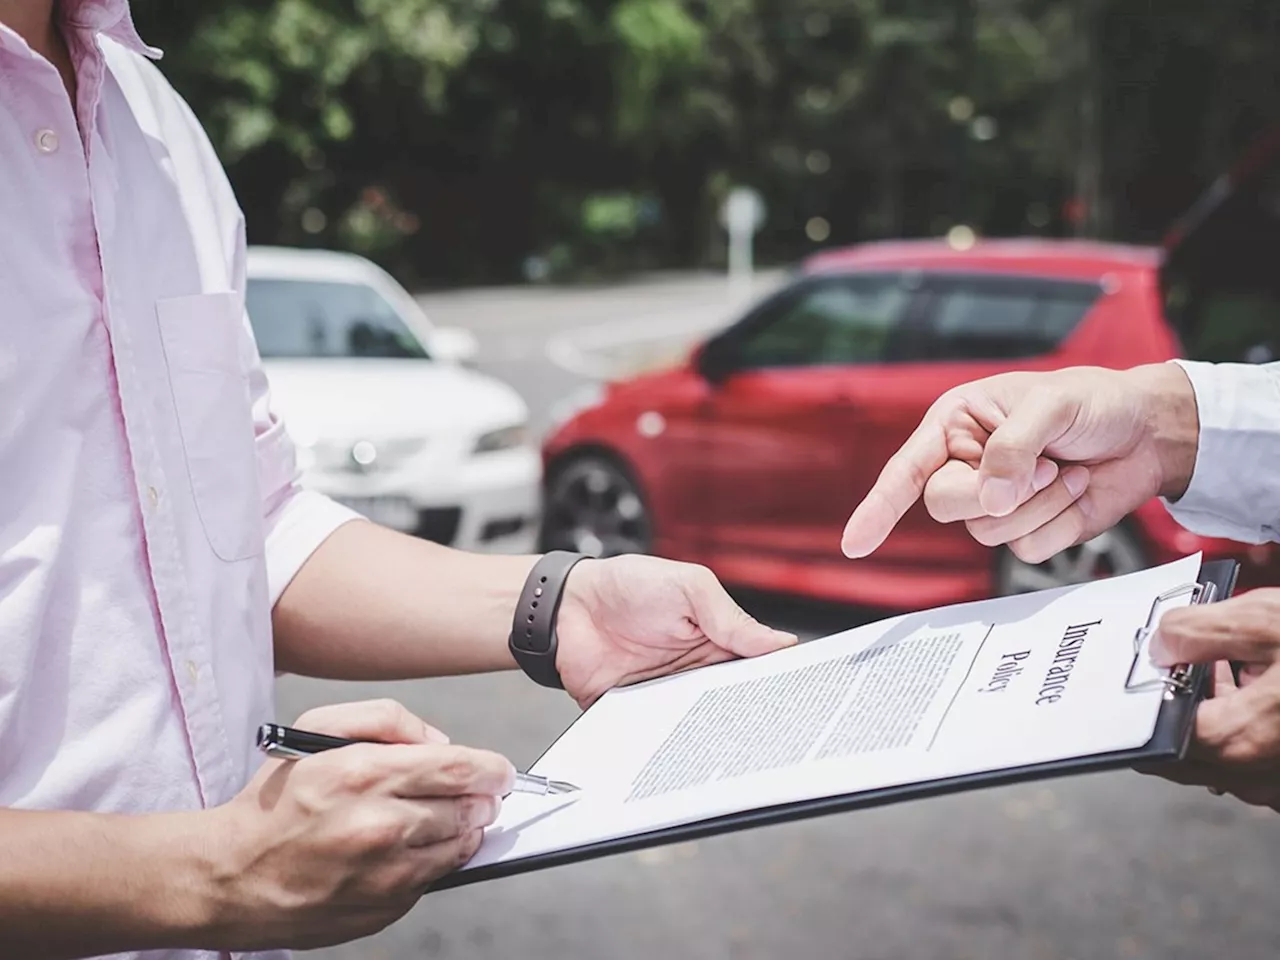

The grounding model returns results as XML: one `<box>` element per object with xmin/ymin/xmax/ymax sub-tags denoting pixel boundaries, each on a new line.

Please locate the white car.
<box><xmin>245</xmin><ymin>246</ymin><xmax>541</xmax><ymax>553</ymax></box>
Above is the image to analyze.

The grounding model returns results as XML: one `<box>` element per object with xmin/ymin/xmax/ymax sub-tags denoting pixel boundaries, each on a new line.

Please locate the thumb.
<box><xmin>978</xmin><ymin>390</ymin><xmax>1078</xmax><ymax>517</ymax></box>
<box><xmin>1150</xmin><ymin>598</ymin><xmax>1280</xmax><ymax>667</ymax></box>
<box><xmin>686</xmin><ymin>567</ymin><xmax>798</xmax><ymax>658</ymax></box>
<box><xmin>293</xmin><ymin>699</ymin><xmax>451</xmax><ymax>746</ymax></box>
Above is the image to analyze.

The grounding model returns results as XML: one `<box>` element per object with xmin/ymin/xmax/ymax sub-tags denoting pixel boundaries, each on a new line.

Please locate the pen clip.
<box><xmin>256</xmin><ymin>723</ymin><xmax>339</xmax><ymax>761</ymax></box>
<box><xmin>261</xmin><ymin>743</ymin><xmax>311</xmax><ymax>761</ymax></box>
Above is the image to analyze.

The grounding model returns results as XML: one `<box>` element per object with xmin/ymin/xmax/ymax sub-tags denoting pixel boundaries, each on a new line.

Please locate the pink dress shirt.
<box><xmin>0</xmin><ymin>3</ymin><xmax>358</xmax><ymax>958</ymax></box>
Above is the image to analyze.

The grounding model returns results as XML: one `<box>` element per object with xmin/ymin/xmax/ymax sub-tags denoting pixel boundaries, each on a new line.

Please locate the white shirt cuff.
<box><xmin>1162</xmin><ymin>359</ymin><xmax>1280</xmax><ymax>544</ymax></box>
<box><xmin>264</xmin><ymin>488</ymin><xmax>364</xmax><ymax>607</ymax></box>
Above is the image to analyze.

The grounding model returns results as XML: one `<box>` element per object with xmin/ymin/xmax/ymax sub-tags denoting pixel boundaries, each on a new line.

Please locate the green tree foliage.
<box><xmin>131</xmin><ymin>0</ymin><xmax>1280</xmax><ymax>286</ymax></box>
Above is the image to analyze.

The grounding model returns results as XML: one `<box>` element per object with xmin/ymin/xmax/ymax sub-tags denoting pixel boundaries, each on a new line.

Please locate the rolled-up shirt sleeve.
<box><xmin>1163</xmin><ymin>359</ymin><xmax>1280</xmax><ymax>544</ymax></box>
<box><xmin>256</xmin><ymin>434</ymin><xmax>363</xmax><ymax>609</ymax></box>
<box><xmin>245</xmin><ymin>327</ymin><xmax>363</xmax><ymax>606</ymax></box>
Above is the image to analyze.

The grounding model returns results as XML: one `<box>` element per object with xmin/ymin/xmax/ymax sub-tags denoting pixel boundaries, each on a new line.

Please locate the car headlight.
<box><xmin>473</xmin><ymin>422</ymin><xmax>528</xmax><ymax>455</ymax></box>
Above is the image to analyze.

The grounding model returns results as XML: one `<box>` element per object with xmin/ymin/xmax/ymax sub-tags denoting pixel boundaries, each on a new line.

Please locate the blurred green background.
<box><xmin>133</xmin><ymin>0</ymin><xmax>1280</xmax><ymax>287</ymax></box>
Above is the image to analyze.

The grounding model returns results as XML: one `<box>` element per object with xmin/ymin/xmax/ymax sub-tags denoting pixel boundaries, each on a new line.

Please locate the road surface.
<box><xmin>282</xmin><ymin>273</ymin><xmax>1280</xmax><ymax>960</ymax></box>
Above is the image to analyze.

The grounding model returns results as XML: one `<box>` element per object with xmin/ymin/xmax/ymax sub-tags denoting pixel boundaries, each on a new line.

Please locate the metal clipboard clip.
<box><xmin>1124</xmin><ymin>580</ymin><xmax>1217</xmax><ymax>697</ymax></box>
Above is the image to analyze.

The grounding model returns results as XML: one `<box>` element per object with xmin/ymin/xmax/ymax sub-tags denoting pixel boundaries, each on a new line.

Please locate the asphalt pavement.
<box><xmin>280</xmin><ymin>273</ymin><xmax>1280</xmax><ymax>960</ymax></box>
<box><xmin>413</xmin><ymin>270</ymin><xmax>780</xmax><ymax>434</ymax></box>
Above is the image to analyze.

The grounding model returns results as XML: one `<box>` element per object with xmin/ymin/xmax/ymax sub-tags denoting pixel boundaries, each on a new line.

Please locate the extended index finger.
<box><xmin>842</xmin><ymin>417</ymin><xmax>947</xmax><ymax>558</ymax></box>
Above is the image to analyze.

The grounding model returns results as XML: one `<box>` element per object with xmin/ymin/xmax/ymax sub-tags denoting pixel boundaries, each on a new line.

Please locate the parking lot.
<box><xmin>282</xmin><ymin>274</ymin><xmax>1280</xmax><ymax>960</ymax></box>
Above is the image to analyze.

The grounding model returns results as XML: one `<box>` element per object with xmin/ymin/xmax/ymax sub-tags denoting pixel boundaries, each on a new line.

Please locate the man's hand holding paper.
<box><xmin>456</xmin><ymin>553</ymin><xmax>1214</xmax><ymax>885</ymax></box>
<box><xmin>1139</xmin><ymin>589</ymin><xmax>1280</xmax><ymax>810</ymax></box>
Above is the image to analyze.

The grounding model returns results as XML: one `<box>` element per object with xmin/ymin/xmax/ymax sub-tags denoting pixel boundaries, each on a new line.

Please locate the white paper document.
<box><xmin>465</xmin><ymin>554</ymin><xmax>1204</xmax><ymax>873</ymax></box>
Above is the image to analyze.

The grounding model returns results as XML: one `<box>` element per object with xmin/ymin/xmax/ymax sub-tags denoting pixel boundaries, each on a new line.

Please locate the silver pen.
<box><xmin>256</xmin><ymin>723</ymin><xmax>579</xmax><ymax>796</ymax></box>
<box><xmin>511</xmin><ymin>771</ymin><xmax>579</xmax><ymax>795</ymax></box>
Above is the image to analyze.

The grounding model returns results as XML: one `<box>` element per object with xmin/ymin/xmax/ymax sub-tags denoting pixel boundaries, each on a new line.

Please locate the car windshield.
<box><xmin>246</xmin><ymin>278</ymin><xmax>429</xmax><ymax>360</ymax></box>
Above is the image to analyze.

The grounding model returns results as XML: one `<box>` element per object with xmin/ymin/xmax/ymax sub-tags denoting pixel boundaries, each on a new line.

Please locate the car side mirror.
<box><xmin>427</xmin><ymin>326</ymin><xmax>480</xmax><ymax>366</ymax></box>
<box><xmin>695</xmin><ymin>338</ymin><xmax>737</xmax><ymax>385</ymax></box>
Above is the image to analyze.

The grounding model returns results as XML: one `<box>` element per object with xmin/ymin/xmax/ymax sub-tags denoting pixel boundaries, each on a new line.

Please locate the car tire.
<box><xmin>538</xmin><ymin>453</ymin><xmax>654</xmax><ymax>558</ymax></box>
<box><xmin>994</xmin><ymin>522</ymin><xmax>1148</xmax><ymax>596</ymax></box>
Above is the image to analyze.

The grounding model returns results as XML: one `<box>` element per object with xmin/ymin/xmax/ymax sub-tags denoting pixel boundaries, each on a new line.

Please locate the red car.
<box><xmin>540</xmin><ymin>167</ymin><xmax>1280</xmax><ymax>609</ymax></box>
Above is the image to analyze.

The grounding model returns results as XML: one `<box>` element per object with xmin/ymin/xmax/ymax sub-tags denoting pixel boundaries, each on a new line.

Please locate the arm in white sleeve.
<box><xmin>1163</xmin><ymin>359</ymin><xmax>1280</xmax><ymax>544</ymax></box>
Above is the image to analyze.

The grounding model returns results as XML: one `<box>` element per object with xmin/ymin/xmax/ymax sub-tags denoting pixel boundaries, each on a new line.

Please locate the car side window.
<box><xmin>922</xmin><ymin>278</ymin><xmax>1099</xmax><ymax>360</ymax></box>
<box><xmin>734</xmin><ymin>275</ymin><xmax>914</xmax><ymax>369</ymax></box>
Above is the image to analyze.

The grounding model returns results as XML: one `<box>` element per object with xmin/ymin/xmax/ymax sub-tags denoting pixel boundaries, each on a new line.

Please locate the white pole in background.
<box><xmin>720</xmin><ymin>187</ymin><xmax>765</xmax><ymax>302</ymax></box>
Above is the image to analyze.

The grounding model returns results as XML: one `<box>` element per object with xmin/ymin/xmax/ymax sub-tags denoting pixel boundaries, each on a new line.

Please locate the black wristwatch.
<box><xmin>508</xmin><ymin>551</ymin><xmax>587</xmax><ymax>689</ymax></box>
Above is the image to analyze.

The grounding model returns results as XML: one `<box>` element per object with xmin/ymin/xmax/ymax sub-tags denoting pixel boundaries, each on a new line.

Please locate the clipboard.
<box><xmin>432</xmin><ymin>558</ymin><xmax>1239</xmax><ymax>891</ymax></box>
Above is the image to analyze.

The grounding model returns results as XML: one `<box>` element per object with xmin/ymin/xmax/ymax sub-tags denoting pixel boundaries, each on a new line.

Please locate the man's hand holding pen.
<box><xmin>181</xmin><ymin>554</ymin><xmax>792</xmax><ymax>952</ymax></box>
<box><xmin>205</xmin><ymin>700</ymin><xmax>511</xmax><ymax>951</ymax></box>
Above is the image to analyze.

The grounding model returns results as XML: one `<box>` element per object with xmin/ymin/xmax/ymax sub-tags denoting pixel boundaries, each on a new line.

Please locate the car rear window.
<box><xmin>920</xmin><ymin>277</ymin><xmax>1101</xmax><ymax>360</ymax></box>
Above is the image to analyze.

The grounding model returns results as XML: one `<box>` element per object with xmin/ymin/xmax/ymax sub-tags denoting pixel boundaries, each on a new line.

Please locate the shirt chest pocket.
<box><xmin>156</xmin><ymin>292</ymin><xmax>263</xmax><ymax>562</ymax></box>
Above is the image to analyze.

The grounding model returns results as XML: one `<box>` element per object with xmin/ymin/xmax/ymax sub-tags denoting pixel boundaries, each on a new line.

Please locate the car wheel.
<box><xmin>995</xmin><ymin>523</ymin><xmax>1147</xmax><ymax>596</ymax></box>
<box><xmin>539</xmin><ymin>454</ymin><xmax>653</xmax><ymax>558</ymax></box>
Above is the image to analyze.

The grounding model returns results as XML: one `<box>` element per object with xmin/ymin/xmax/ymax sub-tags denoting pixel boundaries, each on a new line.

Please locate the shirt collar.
<box><xmin>60</xmin><ymin>0</ymin><xmax>161</xmax><ymax>59</ymax></box>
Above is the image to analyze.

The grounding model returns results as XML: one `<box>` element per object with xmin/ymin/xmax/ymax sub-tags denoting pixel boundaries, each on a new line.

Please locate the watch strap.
<box><xmin>508</xmin><ymin>551</ymin><xmax>587</xmax><ymax>689</ymax></box>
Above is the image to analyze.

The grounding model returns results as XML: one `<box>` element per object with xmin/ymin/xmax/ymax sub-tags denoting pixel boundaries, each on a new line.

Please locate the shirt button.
<box><xmin>147</xmin><ymin>486</ymin><xmax>159</xmax><ymax>507</ymax></box>
<box><xmin>186</xmin><ymin>660</ymin><xmax>199</xmax><ymax>683</ymax></box>
<box><xmin>34</xmin><ymin>128</ymin><xmax>59</xmax><ymax>154</ymax></box>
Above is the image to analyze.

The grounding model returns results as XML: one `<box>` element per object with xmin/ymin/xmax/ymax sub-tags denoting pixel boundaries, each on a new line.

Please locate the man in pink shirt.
<box><xmin>0</xmin><ymin>2</ymin><xmax>797</xmax><ymax>957</ymax></box>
